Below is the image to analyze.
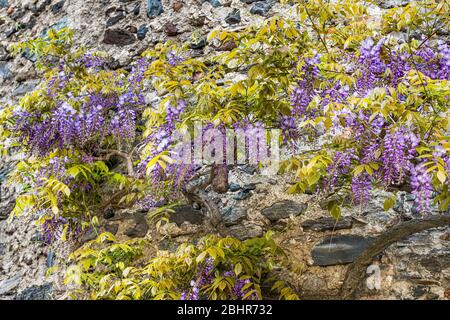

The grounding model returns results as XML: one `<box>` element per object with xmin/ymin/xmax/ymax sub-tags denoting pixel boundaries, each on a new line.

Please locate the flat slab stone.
<box><xmin>222</xmin><ymin>207</ymin><xmax>248</xmax><ymax>226</ymax></box>
<box><xmin>261</xmin><ymin>200</ymin><xmax>307</xmax><ymax>222</ymax></box>
<box><xmin>227</xmin><ymin>223</ymin><xmax>263</xmax><ymax>240</ymax></box>
<box><xmin>12</xmin><ymin>80</ymin><xmax>39</xmax><ymax>97</ymax></box>
<box><xmin>168</xmin><ymin>205</ymin><xmax>204</xmax><ymax>226</ymax></box>
<box><xmin>301</xmin><ymin>216</ymin><xmax>353</xmax><ymax>232</ymax></box>
<box><xmin>124</xmin><ymin>212</ymin><xmax>149</xmax><ymax>238</ymax></box>
<box><xmin>311</xmin><ymin>235</ymin><xmax>373</xmax><ymax>266</ymax></box>
<box><xmin>102</xmin><ymin>29</ymin><xmax>136</xmax><ymax>46</ymax></box>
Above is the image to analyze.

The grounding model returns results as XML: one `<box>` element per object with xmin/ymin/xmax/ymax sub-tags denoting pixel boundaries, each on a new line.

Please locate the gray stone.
<box><xmin>0</xmin><ymin>0</ymin><xmax>8</xmax><ymax>9</ymax></box>
<box><xmin>261</xmin><ymin>200</ymin><xmax>307</xmax><ymax>222</ymax></box>
<box><xmin>168</xmin><ymin>205</ymin><xmax>204</xmax><ymax>226</ymax></box>
<box><xmin>137</xmin><ymin>25</ymin><xmax>149</xmax><ymax>40</ymax></box>
<box><xmin>50</xmin><ymin>16</ymin><xmax>68</xmax><ymax>31</ymax></box>
<box><xmin>10</xmin><ymin>9</ymin><xmax>25</xmax><ymax>21</ymax></box>
<box><xmin>311</xmin><ymin>235</ymin><xmax>373</xmax><ymax>266</ymax></box>
<box><xmin>172</xmin><ymin>1</ymin><xmax>183</xmax><ymax>12</ymax></box>
<box><xmin>243</xmin><ymin>183</ymin><xmax>256</xmax><ymax>191</ymax></box>
<box><xmin>106</xmin><ymin>12</ymin><xmax>125</xmax><ymax>27</ymax></box>
<box><xmin>222</xmin><ymin>207</ymin><xmax>248</xmax><ymax>226</ymax></box>
<box><xmin>240</xmin><ymin>0</ymin><xmax>260</xmax><ymax>3</ymax></box>
<box><xmin>0</xmin><ymin>198</ymin><xmax>14</xmax><ymax>221</ymax></box>
<box><xmin>239</xmin><ymin>164</ymin><xmax>257</xmax><ymax>175</ymax></box>
<box><xmin>46</xmin><ymin>251</ymin><xmax>56</xmax><ymax>268</ymax></box>
<box><xmin>132</xmin><ymin>3</ymin><xmax>140</xmax><ymax>15</ymax></box>
<box><xmin>405</xmin><ymin>193</ymin><xmax>416</xmax><ymax>201</ymax></box>
<box><xmin>227</xmin><ymin>223</ymin><xmax>263</xmax><ymax>240</ymax></box>
<box><xmin>250</xmin><ymin>1</ymin><xmax>273</xmax><ymax>17</ymax></box>
<box><xmin>225</xmin><ymin>9</ymin><xmax>241</xmax><ymax>25</ymax></box>
<box><xmin>12</xmin><ymin>80</ymin><xmax>39</xmax><ymax>97</ymax></box>
<box><xmin>22</xmin><ymin>48</ymin><xmax>37</xmax><ymax>63</ymax></box>
<box><xmin>30</xmin><ymin>0</ymin><xmax>51</xmax><ymax>15</ymax></box>
<box><xmin>103</xmin><ymin>29</ymin><xmax>136</xmax><ymax>46</ymax></box>
<box><xmin>5</xmin><ymin>28</ymin><xmax>18</xmax><ymax>39</ymax></box>
<box><xmin>0</xmin><ymin>243</ymin><xmax>5</xmax><ymax>255</ymax></box>
<box><xmin>419</xmin><ymin>251</ymin><xmax>450</xmax><ymax>273</ymax></box>
<box><xmin>0</xmin><ymin>62</ymin><xmax>10</xmax><ymax>80</ymax></box>
<box><xmin>51</xmin><ymin>0</ymin><xmax>65</xmax><ymax>14</ymax></box>
<box><xmin>0</xmin><ymin>274</ymin><xmax>21</xmax><ymax>295</ymax></box>
<box><xmin>229</xmin><ymin>182</ymin><xmax>241</xmax><ymax>192</ymax></box>
<box><xmin>0</xmin><ymin>45</ymin><xmax>9</xmax><ymax>61</ymax></box>
<box><xmin>206</xmin><ymin>0</ymin><xmax>222</xmax><ymax>7</ymax></box>
<box><xmin>103</xmin><ymin>208</ymin><xmax>115</xmax><ymax>219</ymax></box>
<box><xmin>147</xmin><ymin>0</ymin><xmax>163</xmax><ymax>19</ymax></box>
<box><xmin>124</xmin><ymin>223</ymin><xmax>148</xmax><ymax>238</ymax></box>
<box><xmin>15</xmin><ymin>283</ymin><xmax>52</xmax><ymax>300</ymax></box>
<box><xmin>301</xmin><ymin>216</ymin><xmax>353</xmax><ymax>232</ymax></box>
<box><xmin>232</xmin><ymin>190</ymin><xmax>252</xmax><ymax>200</ymax></box>
<box><xmin>411</xmin><ymin>285</ymin><xmax>429</xmax><ymax>298</ymax></box>
<box><xmin>125</xmin><ymin>212</ymin><xmax>149</xmax><ymax>238</ymax></box>
<box><xmin>190</xmin><ymin>38</ymin><xmax>207</xmax><ymax>50</ymax></box>
<box><xmin>376</xmin><ymin>0</ymin><xmax>410</xmax><ymax>9</ymax></box>
<box><xmin>22</xmin><ymin>254</ymin><xmax>33</xmax><ymax>266</ymax></box>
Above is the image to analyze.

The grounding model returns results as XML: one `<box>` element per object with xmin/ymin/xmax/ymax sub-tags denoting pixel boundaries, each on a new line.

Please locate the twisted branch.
<box><xmin>182</xmin><ymin>165</ymin><xmax>223</xmax><ymax>230</ymax></box>
<box><xmin>341</xmin><ymin>214</ymin><xmax>450</xmax><ymax>299</ymax></box>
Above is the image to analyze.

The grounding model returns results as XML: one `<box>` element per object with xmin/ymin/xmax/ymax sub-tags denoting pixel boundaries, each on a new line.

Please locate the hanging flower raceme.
<box><xmin>167</xmin><ymin>50</ymin><xmax>184</xmax><ymax>67</ymax></box>
<box><xmin>42</xmin><ymin>216</ymin><xmax>82</xmax><ymax>244</ymax></box>
<box><xmin>325</xmin><ymin>148</ymin><xmax>357</xmax><ymax>191</ymax></box>
<box><xmin>416</xmin><ymin>40</ymin><xmax>450</xmax><ymax>80</ymax></box>
<box><xmin>181</xmin><ymin>258</ymin><xmax>215</xmax><ymax>300</ymax></box>
<box><xmin>381</xmin><ymin>128</ymin><xmax>419</xmax><ymax>186</ymax></box>
<box><xmin>410</xmin><ymin>163</ymin><xmax>433</xmax><ymax>214</ymax></box>
<box><xmin>352</xmin><ymin>172</ymin><xmax>372</xmax><ymax>205</ymax></box>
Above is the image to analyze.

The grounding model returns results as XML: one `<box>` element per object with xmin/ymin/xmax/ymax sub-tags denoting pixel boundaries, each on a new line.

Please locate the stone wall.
<box><xmin>1</xmin><ymin>0</ymin><xmax>449</xmax><ymax>300</ymax></box>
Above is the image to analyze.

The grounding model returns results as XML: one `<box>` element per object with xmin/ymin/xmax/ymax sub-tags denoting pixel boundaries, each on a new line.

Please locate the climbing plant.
<box><xmin>0</xmin><ymin>0</ymin><xmax>449</xmax><ymax>300</ymax></box>
<box><xmin>65</xmin><ymin>231</ymin><xmax>299</xmax><ymax>300</ymax></box>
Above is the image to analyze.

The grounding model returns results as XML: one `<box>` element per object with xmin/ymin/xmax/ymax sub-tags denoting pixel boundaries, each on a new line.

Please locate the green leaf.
<box><xmin>196</xmin><ymin>251</ymin><xmax>207</xmax><ymax>263</ymax></box>
<box><xmin>329</xmin><ymin>203</ymin><xmax>341</xmax><ymax>220</ymax></box>
<box><xmin>383</xmin><ymin>197</ymin><xmax>396</xmax><ymax>211</ymax></box>
<box><xmin>437</xmin><ymin>170</ymin><xmax>447</xmax><ymax>184</ymax></box>
<box><xmin>234</xmin><ymin>263</ymin><xmax>243</xmax><ymax>276</ymax></box>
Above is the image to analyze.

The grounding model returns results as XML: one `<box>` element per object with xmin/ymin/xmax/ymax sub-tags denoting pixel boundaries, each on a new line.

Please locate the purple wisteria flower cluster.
<box><xmin>14</xmin><ymin>57</ymin><xmax>148</xmax><ymax>158</ymax></box>
<box><xmin>42</xmin><ymin>216</ymin><xmax>81</xmax><ymax>244</ymax></box>
<box><xmin>180</xmin><ymin>258</ymin><xmax>258</xmax><ymax>300</ymax></box>
<box><xmin>325</xmin><ymin>148</ymin><xmax>357</xmax><ymax>191</ymax></box>
<box><xmin>167</xmin><ymin>50</ymin><xmax>184</xmax><ymax>67</ymax></box>
<box><xmin>283</xmin><ymin>37</ymin><xmax>449</xmax><ymax>211</ymax></box>
<box><xmin>381</xmin><ymin>128</ymin><xmax>419</xmax><ymax>186</ymax></box>
<box><xmin>409</xmin><ymin>164</ymin><xmax>434</xmax><ymax>214</ymax></box>
<box><xmin>223</xmin><ymin>270</ymin><xmax>258</xmax><ymax>300</ymax></box>
<box><xmin>180</xmin><ymin>258</ymin><xmax>214</xmax><ymax>300</ymax></box>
